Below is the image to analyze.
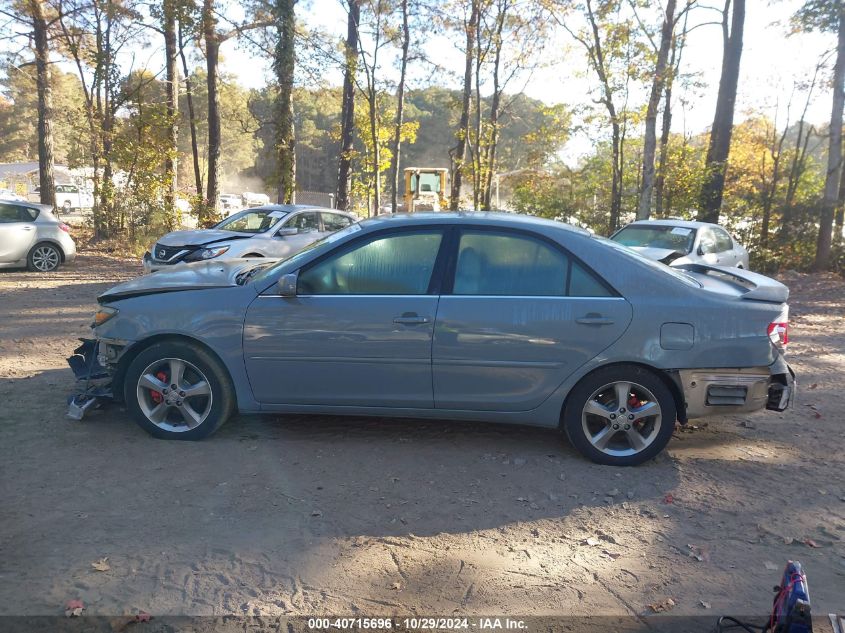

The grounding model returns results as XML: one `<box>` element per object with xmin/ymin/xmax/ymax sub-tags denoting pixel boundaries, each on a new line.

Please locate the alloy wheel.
<box><xmin>581</xmin><ymin>380</ymin><xmax>662</xmax><ymax>457</ymax></box>
<box><xmin>136</xmin><ymin>357</ymin><xmax>213</xmax><ymax>433</ymax></box>
<box><xmin>32</xmin><ymin>245</ymin><xmax>60</xmax><ymax>272</ymax></box>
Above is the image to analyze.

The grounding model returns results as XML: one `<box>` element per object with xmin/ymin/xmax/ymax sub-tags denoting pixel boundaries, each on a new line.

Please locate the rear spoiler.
<box><xmin>674</xmin><ymin>264</ymin><xmax>789</xmax><ymax>303</ymax></box>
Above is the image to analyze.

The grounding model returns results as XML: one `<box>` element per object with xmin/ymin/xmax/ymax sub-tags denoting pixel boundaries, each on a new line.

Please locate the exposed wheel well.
<box><xmin>112</xmin><ymin>334</ymin><xmax>236</xmax><ymax>405</ymax></box>
<box><xmin>560</xmin><ymin>361</ymin><xmax>687</xmax><ymax>427</ymax></box>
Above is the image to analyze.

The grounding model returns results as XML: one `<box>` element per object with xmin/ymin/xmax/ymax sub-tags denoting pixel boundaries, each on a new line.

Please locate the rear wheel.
<box><xmin>562</xmin><ymin>365</ymin><xmax>676</xmax><ymax>466</ymax></box>
<box><xmin>124</xmin><ymin>341</ymin><xmax>235</xmax><ymax>440</ymax></box>
<box><xmin>27</xmin><ymin>242</ymin><xmax>62</xmax><ymax>272</ymax></box>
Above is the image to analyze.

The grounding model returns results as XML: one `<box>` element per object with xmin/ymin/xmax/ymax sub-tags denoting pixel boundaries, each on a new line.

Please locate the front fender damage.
<box><xmin>66</xmin><ymin>338</ymin><xmax>123</xmax><ymax>420</ymax></box>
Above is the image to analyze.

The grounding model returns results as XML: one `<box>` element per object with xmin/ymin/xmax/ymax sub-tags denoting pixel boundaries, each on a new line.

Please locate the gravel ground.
<box><xmin>0</xmin><ymin>253</ymin><xmax>843</xmax><ymax>625</ymax></box>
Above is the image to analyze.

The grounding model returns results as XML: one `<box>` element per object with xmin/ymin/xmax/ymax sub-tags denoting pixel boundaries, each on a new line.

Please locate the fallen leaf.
<box><xmin>391</xmin><ymin>582</ymin><xmax>402</xmax><ymax>591</ymax></box>
<box><xmin>803</xmin><ymin>538</ymin><xmax>820</xmax><ymax>548</ymax></box>
<box><xmin>809</xmin><ymin>383</ymin><xmax>818</xmax><ymax>390</ymax></box>
<box><xmin>813</xmin><ymin>412</ymin><xmax>822</xmax><ymax>419</ymax></box>
<box><xmin>65</xmin><ymin>599</ymin><xmax>84</xmax><ymax>617</ymax></box>
<box><xmin>663</xmin><ymin>493</ymin><xmax>675</xmax><ymax>504</ymax></box>
<box><xmin>602</xmin><ymin>549</ymin><xmax>621</xmax><ymax>560</ymax></box>
<box><xmin>311</xmin><ymin>511</ymin><xmax>322</xmax><ymax>517</ymax></box>
<box><xmin>700</xmin><ymin>601</ymin><xmax>712</xmax><ymax>610</ymax></box>
<box><xmin>648</xmin><ymin>598</ymin><xmax>676</xmax><ymax>613</ymax></box>
<box><xmin>764</xmin><ymin>561</ymin><xmax>778</xmax><ymax>571</ymax></box>
<box><xmin>91</xmin><ymin>557</ymin><xmax>110</xmax><ymax>572</ymax></box>
<box><xmin>584</xmin><ymin>537</ymin><xmax>600</xmax><ymax>546</ymax></box>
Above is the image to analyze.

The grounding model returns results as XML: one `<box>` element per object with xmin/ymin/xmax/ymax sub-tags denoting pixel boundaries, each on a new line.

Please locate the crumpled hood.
<box><xmin>156</xmin><ymin>228</ymin><xmax>252</xmax><ymax>247</ymax></box>
<box><xmin>629</xmin><ymin>246</ymin><xmax>683</xmax><ymax>262</ymax></box>
<box><xmin>99</xmin><ymin>260</ymin><xmax>258</xmax><ymax>303</ymax></box>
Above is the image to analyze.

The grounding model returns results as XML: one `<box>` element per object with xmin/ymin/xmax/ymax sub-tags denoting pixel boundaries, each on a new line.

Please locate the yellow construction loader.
<box><xmin>403</xmin><ymin>168</ymin><xmax>448</xmax><ymax>212</ymax></box>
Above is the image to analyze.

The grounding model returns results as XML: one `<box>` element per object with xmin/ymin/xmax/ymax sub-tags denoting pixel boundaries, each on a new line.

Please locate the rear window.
<box><xmin>611</xmin><ymin>224</ymin><xmax>696</xmax><ymax>254</ymax></box>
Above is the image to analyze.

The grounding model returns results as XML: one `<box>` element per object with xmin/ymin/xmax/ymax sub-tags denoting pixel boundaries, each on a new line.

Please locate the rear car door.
<box><xmin>432</xmin><ymin>229</ymin><xmax>632</xmax><ymax>411</ymax></box>
<box><xmin>0</xmin><ymin>204</ymin><xmax>37</xmax><ymax>263</ymax></box>
<box><xmin>243</xmin><ymin>228</ymin><xmax>446</xmax><ymax>407</ymax></box>
<box><xmin>321</xmin><ymin>211</ymin><xmax>353</xmax><ymax>235</ymax></box>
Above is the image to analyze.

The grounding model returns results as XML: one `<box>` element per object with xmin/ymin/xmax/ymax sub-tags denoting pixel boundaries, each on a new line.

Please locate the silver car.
<box><xmin>0</xmin><ymin>200</ymin><xmax>77</xmax><ymax>272</ymax></box>
<box><xmin>611</xmin><ymin>219</ymin><xmax>750</xmax><ymax>268</ymax></box>
<box><xmin>74</xmin><ymin>212</ymin><xmax>793</xmax><ymax>466</ymax></box>
<box><xmin>142</xmin><ymin>205</ymin><xmax>356</xmax><ymax>273</ymax></box>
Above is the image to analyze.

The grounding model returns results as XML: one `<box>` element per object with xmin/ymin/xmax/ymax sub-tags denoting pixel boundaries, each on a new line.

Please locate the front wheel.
<box><xmin>124</xmin><ymin>341</ymin><xmax>235</xmax><ymax>440</ymax></box>
<box><xmin>562</xmin><ymin>365</ymin><xmax>676</xmax><ymax>466</ymax></box>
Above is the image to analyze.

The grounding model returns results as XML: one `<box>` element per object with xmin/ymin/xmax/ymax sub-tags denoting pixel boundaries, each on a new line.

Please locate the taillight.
<box><xmin>767</xmin><ymin>321</ymin><xmax>788</xmax><ymax>350</ymax></box>
<box><xmin>59</xmin><ymin>223</ymin><xmax>70</xmax><ymax>233</ymax></box>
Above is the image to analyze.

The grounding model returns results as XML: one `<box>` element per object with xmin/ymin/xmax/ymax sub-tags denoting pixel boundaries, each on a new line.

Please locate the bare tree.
<box><xmin>636</xmin><ymin>0</ymin><xmax>676</xmax><ymax>220</ymax></box>
<box><xmin>697</xmin><ymin>0</ymin><xmax>745</xmax><ymax>223</ymax></box>
<box><xmin>816</xmin><ymin>3</ymin><xmax>845</xmax><ymax>269</ymax></box>
<box><xmin>273</xmin><ymin>0</ymin><xmax>297</xmax><ymax>203</ymax></box>
<box><xmin>163</xmin><ymin>0</ymin><xmax>178</xmax><ymax>224</ymax></box>
<box><xmin>336</xmin><ymin>0</ymin><xmax>359</xmax><ymax>211</ymax></box>
<box><xmin>178</xmin><ymin>18</ymin><xmax>204</xmax><ymax>197</ymax></box>
<box><xmin>449</xmin><ymin>0</ymin><xmax>479</xmax><ymax>210</ymax></box>
<box><xmin>29</xmin><ymin>0</ymin><xmax>56</xmax><ymax>208</ymax></box>
<box><xmin>388</xmin><ymin>0</ymin><xmax>409</xmax><ymax>213</ymax></box>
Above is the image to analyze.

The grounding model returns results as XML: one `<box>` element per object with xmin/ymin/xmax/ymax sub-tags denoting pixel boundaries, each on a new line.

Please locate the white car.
<box><xmin>242</xmin><ymin>192</ymin><xmax>270</xmax><ymax>207</ymax></box>
<box><xmin>143</xmin><ymin>205</ymin><xmax>357</xmax><ymax>273</ymax></box>
<box><xmin>220</xmin><ymin>193</ymin><xmax>242</xmax><ymax>214</ymax></box>
<box><xmin>30</xmin><ymin>183</ymin><xmax>94</xmax><ymax>211</ymax></box>
<box><xmin>0</xmin><ymin>188</ymin><xmax>26</xmax><ymax>201</ymax></box>
<box><xmin>610</xmin><ymin>219</ymin><xmax>750</xmax><ymax>269</ymax></box>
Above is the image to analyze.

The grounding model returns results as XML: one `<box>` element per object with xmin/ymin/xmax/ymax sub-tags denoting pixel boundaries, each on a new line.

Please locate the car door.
<box><xmin>0</xmin><ymin>204</ymin><xmax>37</xmax><ymax>263</ymax></box>
<box><xmin>712</xmin><ymin>227</ymin><xmax>737</xmax><ymax>266</ymax></box>
<box><xmin>267</xmin><ymin>211</ymin><xmax>322</xmax><ymax>258</ymax></box>
<box><xmin>432</xmin><ymin>229</ymin><xmax>632</xmax><ymax>412</ymax></box>
<box><xmin>243</xmin><ymin>228</ymin><xmax>446</xmax><ymax>407</ymax></box>
<box><xmin>320</xmin><ymin>211</ymin><xmax>353</xmax><ymax>235</ymax></box>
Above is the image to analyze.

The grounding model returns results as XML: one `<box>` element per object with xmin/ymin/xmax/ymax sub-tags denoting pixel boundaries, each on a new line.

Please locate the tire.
<box><xmin>27</xmin><ymin>242</ymin><xmax>62</xmax><ymax>272</ymax></box>
<box><xmin>124</xmin><ymin>341</ymin><xmax>236</xmax><ymax>440</ymax></box>
<box><xmin>562</xmin><ymin>364</ymin><xmax>676</xmax><ymax>466</ymax></box>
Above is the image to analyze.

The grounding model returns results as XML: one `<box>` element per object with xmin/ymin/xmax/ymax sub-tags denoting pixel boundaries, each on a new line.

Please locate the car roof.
<box><xmin>358</xmin><ymin>211</ymin><xmax>592</xmax><ymax>236</ymax></box>
<box><xmin>0</xmin><ymin>199</ymin><xmax>53</xmax><ymax>212</ymax></box>
<box><xmin>623</xmin><ymin>219</ymin><xmax>720</xmax><ymax>229</ymax></box>
<box><xmin>249</xmin><ymin>204</ymin><xmax>344</xmax><ymax>213</ymax></box>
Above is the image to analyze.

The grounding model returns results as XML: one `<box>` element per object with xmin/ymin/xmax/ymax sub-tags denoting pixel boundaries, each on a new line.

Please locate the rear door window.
<box><xmin>288</xmin><ymin>212</ymin><xmax>320</xmax><ymax>233</ymax></box>
<box><xmin>321</xmin><ymin>213</ymin><xmax>352</xmax><ymax>231</ymax></box>
<box><xmin>0</xmin><ymin>204</ymin><xmax>20</xmax><ymax>223</ymax></box>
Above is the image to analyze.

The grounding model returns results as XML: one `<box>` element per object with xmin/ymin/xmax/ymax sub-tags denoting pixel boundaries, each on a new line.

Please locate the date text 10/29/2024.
<box><xmin>307</xmin><ymin>618</ymin><xmax>528</xmax><ymax>630</ymax></box>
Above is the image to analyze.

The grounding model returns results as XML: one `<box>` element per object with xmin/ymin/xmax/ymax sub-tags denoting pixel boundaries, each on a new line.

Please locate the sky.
<box><xmin>213</xmin><ymin>0</ymin><xmax>836</xmax><ymax>162</ymax></box>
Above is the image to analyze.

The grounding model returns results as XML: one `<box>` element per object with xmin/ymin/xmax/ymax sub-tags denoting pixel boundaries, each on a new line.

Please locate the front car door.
<box><xmin>265</xmin><ymin>210</ymin><xmax>322</xmax><ymax>258</ymax></box>
<box><xmin>0</xmin><ymin>204</ymin><xmax>37</xmax><ymax>263</ymax></box>
<box><xmin>243</xmin><ymin>228</ymin><xmax>446</xmax><ymax>407</ymax></box>
<box><xmin>432</xmin><ymin>228</ymin><xmax>632</xmax><ymax>411</ymax></box>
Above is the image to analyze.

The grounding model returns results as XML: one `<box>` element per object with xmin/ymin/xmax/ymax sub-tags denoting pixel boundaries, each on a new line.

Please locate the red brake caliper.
<box><xmin>150</xmin><ymin>370</ymin><xmax>169</xmax><ymax>404</ymax></box>
<box><xmin>628</xmin><ymin>394</ymin><xmax>644</xmax><ymax>427</ymax></box>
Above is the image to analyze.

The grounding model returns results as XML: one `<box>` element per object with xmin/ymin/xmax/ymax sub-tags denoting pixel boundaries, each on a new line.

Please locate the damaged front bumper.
<box><xmin>66</xmin><ymin>338</ymin><xmax>118</xmax><ymax>420</ymax></box>
<box><xmin>680</xmin><ymin>358</ymin><xmax>795</xmax><ymax>420</ymax></box>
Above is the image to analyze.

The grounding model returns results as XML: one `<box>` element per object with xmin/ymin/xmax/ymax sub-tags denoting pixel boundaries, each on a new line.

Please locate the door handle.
<box><xmin>393</xmin><ymin>313</ymin><xmax>430</xmax><ymax>325</ymax></box>
<box><xmin>21</xmin><ymin>226</ymin><xmax>33</xmax><ymax>231</ymax></box>
<box><xmin>576</xmin><ymin>314</ymin><xmax>614</xmax><ymax>326</ymax></box>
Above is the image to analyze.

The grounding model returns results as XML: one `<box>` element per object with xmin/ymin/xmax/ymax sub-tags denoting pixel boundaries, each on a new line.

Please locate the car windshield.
<box><xmin>214</xmin><ymin>208</ymin><xmax>288</xmax><ymax>234</ymax></box>
<box><xmin>611</xmin><ymin>224</ymin><xmax>696</xmax><ymax>254</ymax></box>
<box><xmin>596</xmin><ymin>236</ymin><xmax>701</xmax><ymax>288</ymax></box>
<box><xmin>251</xmin><ymin>222</ymin><xmax>363</xmax><ymax>285</ymax></box>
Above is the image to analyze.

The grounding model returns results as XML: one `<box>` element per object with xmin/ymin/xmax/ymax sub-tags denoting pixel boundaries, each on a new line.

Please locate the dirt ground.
<box><xmin>0</xmin><ymin>251</ymin><xmax>844</xmax><ymax>626</ymax></box>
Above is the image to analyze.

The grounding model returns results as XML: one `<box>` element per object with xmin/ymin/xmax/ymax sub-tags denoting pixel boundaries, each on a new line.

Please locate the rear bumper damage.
<box><xmin>66</xmin><ymin>338</ymin><xmax>117</xmax><ymax>420</ymax></box>
<box><xmin>679</xmin><ymin>359</ymin><xmax>795</xmax><ymax>420</ymax></box>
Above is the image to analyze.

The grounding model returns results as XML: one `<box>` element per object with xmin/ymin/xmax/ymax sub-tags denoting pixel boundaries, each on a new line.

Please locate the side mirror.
<box><xmin>276</xmin><ymin>227</ymin><xmax>298</xmax><ymax>237</ymax></box>
<box><xmin>277</xmin><ymin>272</ymin><xmax>298</xmax><ymax>297</ymax></box>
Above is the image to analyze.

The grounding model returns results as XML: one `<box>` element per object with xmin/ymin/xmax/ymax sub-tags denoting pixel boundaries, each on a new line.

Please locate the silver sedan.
<box><xmin>0</xmin><ymin>200</ymin><xmax>77</xmax><ymax>272</ymax></box>
<box><xmin>75</xmin><ymin>212</ymin><xmax>793</xmax><ymax>466</ymax></box>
